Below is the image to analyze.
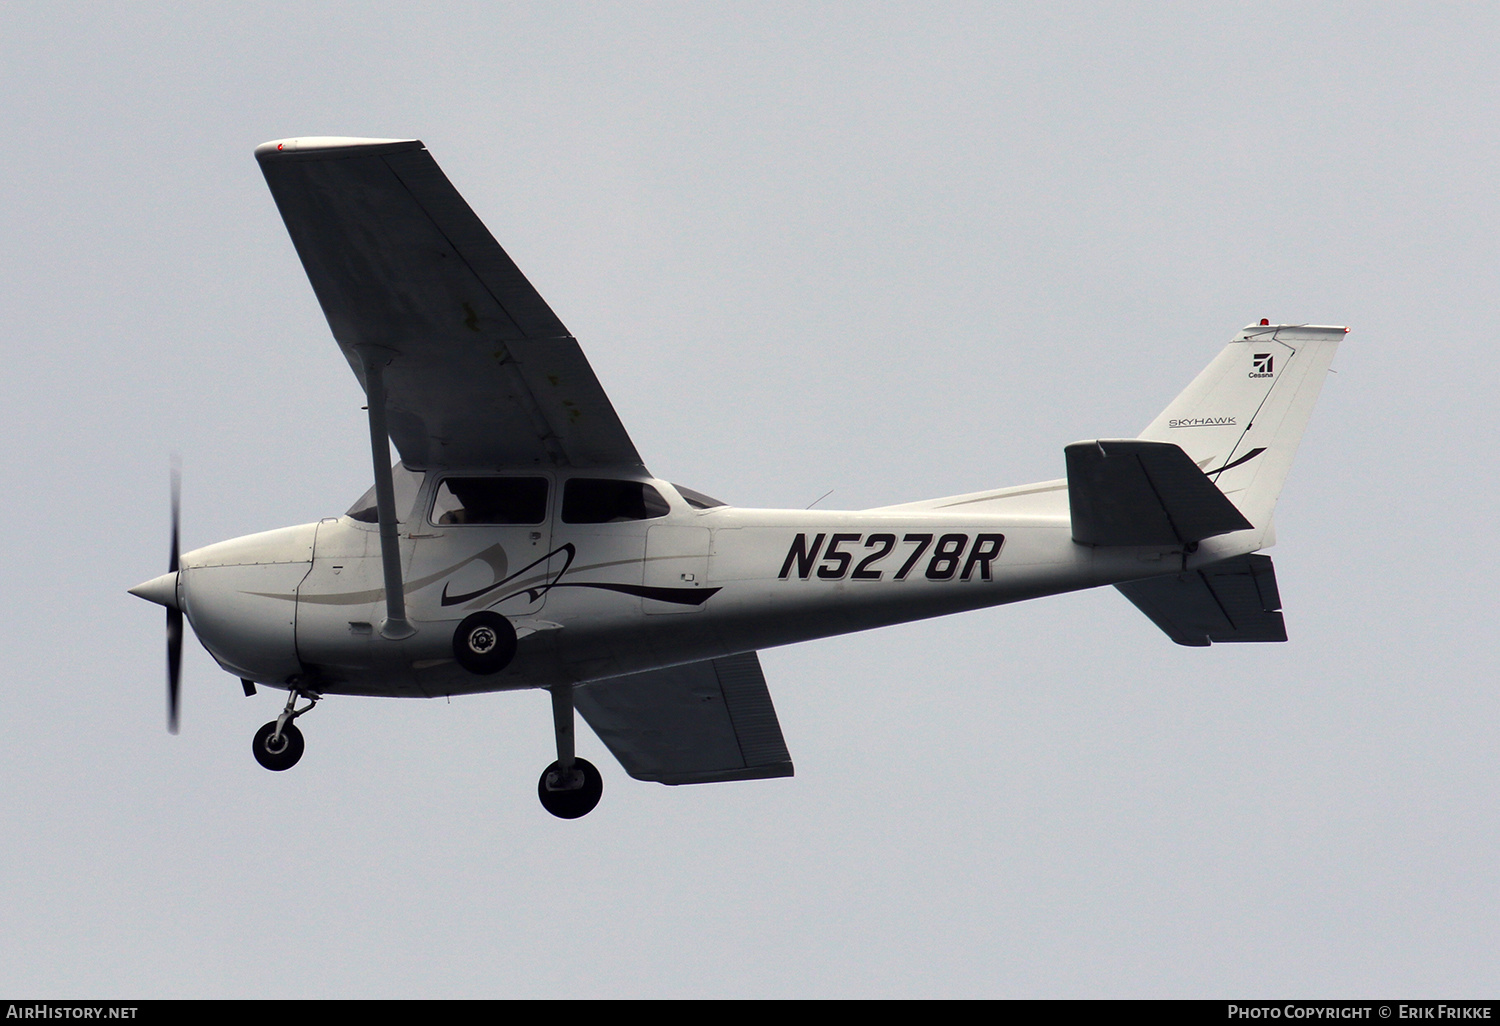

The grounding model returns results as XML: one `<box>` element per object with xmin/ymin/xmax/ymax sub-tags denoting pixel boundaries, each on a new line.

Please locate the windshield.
<box><xmin>346</xmin><ymin>463</ymin><xmax>426</xmax><ymax>523</ymax></box>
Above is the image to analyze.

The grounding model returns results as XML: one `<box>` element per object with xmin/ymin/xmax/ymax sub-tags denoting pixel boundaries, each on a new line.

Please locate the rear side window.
<box><xmin>432</xmin><ymin>477</ymin><xmax>548</xmax><ymax>525</ymax></box>
<box><xmin>562</xmin><ymin>479</ymin><xmax>670</xmax><ymax>524</ymax></box>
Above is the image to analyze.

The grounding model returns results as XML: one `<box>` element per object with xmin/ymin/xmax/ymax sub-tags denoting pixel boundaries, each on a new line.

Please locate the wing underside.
<box><xmin>573</xmin><ymin>652</ymin><xmax>795</xmax><ymax>785</ymax></box>
<box><xmin>256</xmin><ymin>137</ymin><xmax>642</xmax><ymax>470</ymax></box>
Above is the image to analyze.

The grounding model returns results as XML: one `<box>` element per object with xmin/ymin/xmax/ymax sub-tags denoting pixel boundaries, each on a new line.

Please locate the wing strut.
<box><xmin>361</xmin><ymin>351</ymin><xmax>415</xmax><ymax>640</ymax></box>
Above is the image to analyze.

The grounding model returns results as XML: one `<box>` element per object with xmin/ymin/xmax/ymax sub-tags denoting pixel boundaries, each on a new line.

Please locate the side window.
<box><xmin>431</xmin><ymin>477</ymin><xmax>549</xmax><ymax>525</ymax></box>
<box><xmin>562</xmin><ymin>479</ymin><xmax>670</xmax><ymax>524</ymax></box>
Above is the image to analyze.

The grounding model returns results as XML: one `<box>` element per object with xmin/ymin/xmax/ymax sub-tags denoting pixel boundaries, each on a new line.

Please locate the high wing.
<box><xmin>256</xmin><ymin>137</ymin><xmax>642</xmax><ymax>471</ymax></box>
<box><xmin>573</xmin><ymin>652</ymin><xmax>795</xmax><ymax>785</ymax></box>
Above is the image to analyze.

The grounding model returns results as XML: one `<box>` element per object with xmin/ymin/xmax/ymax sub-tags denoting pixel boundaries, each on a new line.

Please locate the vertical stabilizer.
<box><xmin>1138</xmin><ymin>324</ymin><xmax>1344</xmax><ymax>536</ymax></box>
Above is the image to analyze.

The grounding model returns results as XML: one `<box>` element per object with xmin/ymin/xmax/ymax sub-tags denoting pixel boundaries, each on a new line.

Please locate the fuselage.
<box><xmin>174</xmin><ymin>469</ymin><xmax>1255</xmax><ymax>699</ymax></box>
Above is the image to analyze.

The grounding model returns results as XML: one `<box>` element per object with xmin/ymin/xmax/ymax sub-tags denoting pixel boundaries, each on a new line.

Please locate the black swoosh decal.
<box><xmin>550</xmin><ymin>582</ymin><xmax>721</xmax><ymax>606</ymax></box>
<box><xmin>1206</xmin><ymin>447</ymin><xmax>1266</xmax><ymax>478</ymax></box>
<box><xmin>439</xmin><ymin>543</ymin><xmax>718</xmax><ymax>609</ymax></box>
<box><xmin>441</xmin><ymin>544</ymin><xmax>577</xmax><ymax>607</ymax></box>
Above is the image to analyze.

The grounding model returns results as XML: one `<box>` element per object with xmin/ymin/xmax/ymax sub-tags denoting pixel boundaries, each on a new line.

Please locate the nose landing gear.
<box><xmin>252</xmin><ymin>687</ymin><xmax>318</xmax><ymax>771</ymax></box>
<box><xmin>252</xmin><ymin>720</ymin><xmax>304</xmax><ymax>771</ymax></box>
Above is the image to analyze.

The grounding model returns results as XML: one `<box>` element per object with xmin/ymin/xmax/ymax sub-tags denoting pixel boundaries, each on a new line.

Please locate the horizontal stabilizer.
<box><xmin>574</xmin><ymin>652</ymin><xmax>794</xmax><ymax>785</ymax></box>
<box><xmin>1116</xmin><ymin>554</ymin><xmax>1286</xmax><ymax>646</ymax></box>
<box><xmin>1066</xmin><ymin>439</ymin><xmax>1253</xmax><ymax>547</ymax></box>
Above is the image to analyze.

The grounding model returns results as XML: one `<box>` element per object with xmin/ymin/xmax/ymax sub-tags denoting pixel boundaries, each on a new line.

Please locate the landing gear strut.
<box><xmin>538</xmin><ymin>684</ymin><xmax>602</xmax><ymax>819</ymax></box>
<box><xmin>252</xmin><ymin>687</ymin><xmax>318</xmax><ymax>771</ymax></box>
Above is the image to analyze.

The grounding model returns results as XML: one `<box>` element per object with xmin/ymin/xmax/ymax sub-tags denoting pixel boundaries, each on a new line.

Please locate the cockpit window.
<box><xmin>346</xmin><ymin>463</ymin><xmax>426</xmax><ymax>523</ymax></box>
<box><xmin>431</xmin><ymin>477</ymin><xmax>549</xmax><ymax>525</ymax></box>
<box><xmin>562</xmin><ymin>479</ymin><xmax>670</xmax><ymax>524</ymax></box>
<box><xmin>672</xmin><ymin>484</ymin><xmax>728</xmax><ymax>510</ymax></box>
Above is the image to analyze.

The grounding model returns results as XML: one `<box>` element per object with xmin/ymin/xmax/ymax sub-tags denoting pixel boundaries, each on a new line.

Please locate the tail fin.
<box><xmin>1138</xmin><ymin>323</ymin><xmax>1345</xmax><ymax>537</ymax></box>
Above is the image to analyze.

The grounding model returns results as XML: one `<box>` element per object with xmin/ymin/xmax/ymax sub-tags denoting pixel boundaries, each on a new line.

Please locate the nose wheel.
<box><xmin>251</xmin><ymin>687</ymin><xmax>317</xmax><ymax>771</ymax></box>
<box><xmin>252</xmin><ymin>721</ymin><xmax>304</xmax><ymax>770</ymax></box>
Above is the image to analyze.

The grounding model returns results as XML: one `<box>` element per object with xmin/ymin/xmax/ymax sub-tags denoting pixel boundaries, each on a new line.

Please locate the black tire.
<box><xmin>537</xmin><ymin>757</ymin><xmax>603</xmax><ymax>819</ymax></box>
<box><xmin>252</xmin><ymin>721</ymin><xmax>304</xmax><ymax>771</ymax></box>
<box><xmin>452</xmin><ymin>612</ymin><xmax>518</xmax><ymax>675</ymax></box>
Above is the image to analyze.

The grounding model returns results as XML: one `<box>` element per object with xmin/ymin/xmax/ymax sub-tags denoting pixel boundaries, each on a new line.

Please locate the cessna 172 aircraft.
<box><xmin>129</xmin><ymin>137</ymin><xmax>1344</xmax><ymax>818</ymax></box>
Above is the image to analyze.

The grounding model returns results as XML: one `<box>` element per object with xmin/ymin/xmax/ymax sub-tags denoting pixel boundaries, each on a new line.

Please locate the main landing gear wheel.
<box><xmin>537</xmin><ymin>757</ymin><xmax>603</xmax><ymax>819</ymax></box>
<box><xmin>252</xmin><ymin>721</ymin><xmax>304</xmax><ymax>771</ymax></box>
<box><xmin>452</xmin><ymin>611</ymin><xmax>517</xmax><ymax>675</ymax></box>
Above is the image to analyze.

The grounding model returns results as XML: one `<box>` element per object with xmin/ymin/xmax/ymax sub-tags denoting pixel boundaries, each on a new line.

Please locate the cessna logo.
<box><xmin>1250</xmin><ymin>353</ymin><xmax>1274</xmax><ymax>378</ymax></box>
<box><xmin>779</xmin><ymin>532</ymin><xmax>1004</xmax><ymax>582</ymax></box>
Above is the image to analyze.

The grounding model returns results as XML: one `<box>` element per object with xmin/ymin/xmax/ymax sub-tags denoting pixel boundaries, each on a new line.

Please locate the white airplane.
<box><xmin>130</xmin><ymin>137</ymin><xmax>1344</xmax><ymax>818</ymax></box>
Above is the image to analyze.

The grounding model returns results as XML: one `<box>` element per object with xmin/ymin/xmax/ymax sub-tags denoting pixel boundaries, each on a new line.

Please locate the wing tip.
<box><xmin>255</xmin><ymin>137</ymin><xmax>422</xmax><ymax>162</ymax></box>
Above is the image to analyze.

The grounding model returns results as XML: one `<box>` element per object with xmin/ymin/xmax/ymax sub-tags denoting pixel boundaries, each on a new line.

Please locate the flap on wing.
<box><xmin>573</xmin><ymin>652</ymin><xmax>794</xmax><ymax>785</ymax></box>
<box><xmin>1116</xmin><ymin>554</ymin><xmax>1286</xmax><ymax>646</ymax></box>
<box><xmin>1066</xmin><ymin>439</ymin><xmax>1253</xmax><ymax>547</ymax></box>
<box><xmin>257</xmin><ymin>137</ymin><xmax>642</xmax><ymax>470</ymax></box>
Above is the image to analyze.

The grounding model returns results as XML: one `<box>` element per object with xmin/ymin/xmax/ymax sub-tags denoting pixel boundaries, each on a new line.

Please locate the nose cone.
<box><xmin>129</xmin><ymin>571</ymin><xmax>180</xmax><ymax>611</ymax></box>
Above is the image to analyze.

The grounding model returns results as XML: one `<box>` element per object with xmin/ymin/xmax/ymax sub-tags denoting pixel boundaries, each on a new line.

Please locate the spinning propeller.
<box><xmin>129</xmin><ymin>462</ymin><xmax>185</xmax><ymax>733</ymax></box>
<box><xmin>165</xmin><ymin>465</ymin><xmax>182</xmax><ymax>733</ymax></box>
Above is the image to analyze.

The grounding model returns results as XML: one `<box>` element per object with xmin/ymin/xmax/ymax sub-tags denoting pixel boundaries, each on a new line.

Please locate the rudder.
<box><xmin>1138</xmin><ymin>323</ymin><xmax>1345</xmax><ymax>539</ymax></box>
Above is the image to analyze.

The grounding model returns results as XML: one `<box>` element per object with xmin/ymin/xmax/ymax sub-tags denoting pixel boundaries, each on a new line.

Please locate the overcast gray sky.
<box><xmin>3</xmin><ymin>1</ymin><xmax>1496</xmax><ymax>998</ymax></box>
